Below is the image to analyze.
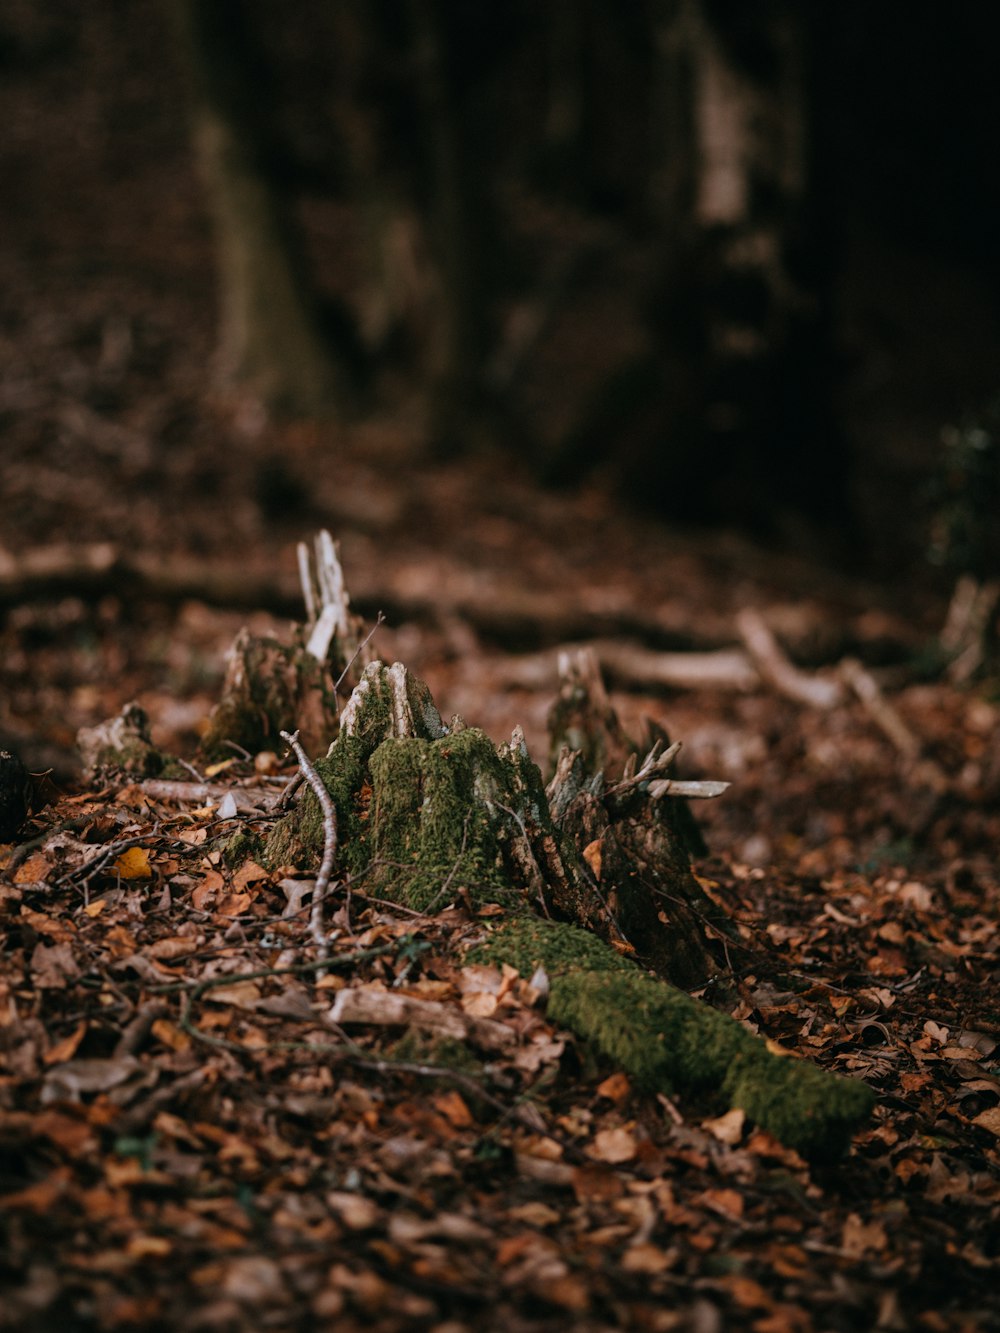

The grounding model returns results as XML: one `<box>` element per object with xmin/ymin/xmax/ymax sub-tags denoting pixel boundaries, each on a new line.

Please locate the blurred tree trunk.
<box><xmin>646</xmin><ymin>0</ymin><xmax>846</xmax><ymax>530</ymax></box>
<box><xmin>169</xmin><ymin>0</ymin><xmax>353</xmax><ymax>413</ymax></box>
<box><xmin>405</xmin><ymin>0</ymin><xmax>490</xmax><ymax>447</ymax></box>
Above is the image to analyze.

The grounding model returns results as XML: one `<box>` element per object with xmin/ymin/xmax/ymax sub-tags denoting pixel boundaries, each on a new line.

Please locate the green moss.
<box><xmin>365</xmin><ymin>728</ymin><xmax>514</xmax><ymax>911</ymax></box>
<box><xmin>216</xmin><ymin>828</ymin><xmax>264</xmax><ymax>868</ymax></box>
<box><xmin>472</xmin><ymin>916</ymin><xmax>875</xmax><ymax>1160</ymax></box>
<box><xmin>264</xmin><ymin>735</ymin><xmax>370</xmax><ymax>871</ymax></box>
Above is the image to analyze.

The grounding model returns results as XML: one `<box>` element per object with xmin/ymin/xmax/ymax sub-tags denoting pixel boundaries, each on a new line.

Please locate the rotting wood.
<box><xmin>265</xmin><ymin>646</ymin><xmax>874</xmax><ymax>1160</ymax></box>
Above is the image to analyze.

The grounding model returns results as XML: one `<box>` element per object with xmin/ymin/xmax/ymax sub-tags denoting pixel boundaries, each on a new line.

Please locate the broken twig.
<box><xmin>280</xmin><ymin>730</ymin><xmax>339</xmax><ymax>952</ymax></box>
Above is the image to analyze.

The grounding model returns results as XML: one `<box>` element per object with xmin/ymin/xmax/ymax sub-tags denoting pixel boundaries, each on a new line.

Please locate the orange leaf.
<box><xmin>43</xmin><ymin>1021</ymin><xmax>88</xmax><ymax>1066</ymax></box>
<box><xmin>433</xmin><ymin>1090</ymin><xmax>474</xmax><ymax>1129</ymax></box>
<box><xmin>115</xmin><ymin>847</ymin><xmax>152</xmax><ymax>880</ymax></box>
<box><xmin>13</xmin><ymin>853</ymin><xmax>53</xmax><ymax>885</ymax></box>
<box><xmin>596</xmin><ymin>1071</ymin><xmax>632</xmax><ymax>1104</ymax></box>
<box><xmin>582</xmin><ymin>838</ymin><xmax>603</xmax><ymax>879</ymax></box>
<box><xmin>232</xmin><ymin>859</ymin><xmax>269</xmax><ymax>893</ymax></box>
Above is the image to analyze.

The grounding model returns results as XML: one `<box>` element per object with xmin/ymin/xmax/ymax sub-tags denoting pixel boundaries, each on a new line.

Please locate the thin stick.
<box><xmin>280</xmin><ymin>730</ymin><xmax>339</xmax><ymax>952</ymax></box>
<box><xmin>334</xmin><ymin>611</ymin><xmax>386</xmax><ymax>693</ymax></box>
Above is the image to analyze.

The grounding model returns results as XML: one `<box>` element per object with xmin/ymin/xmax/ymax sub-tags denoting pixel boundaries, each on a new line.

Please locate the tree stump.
<box><xmin>267</xmin><ymin>656</ymin><xmax>874</xmax><ymax>1160</ymax></box>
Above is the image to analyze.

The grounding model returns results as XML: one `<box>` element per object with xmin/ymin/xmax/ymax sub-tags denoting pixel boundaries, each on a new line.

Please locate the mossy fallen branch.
<box><xmin>471</xmin><ymin>916</ymin><xmax>874</xmax><ymax>1161</ymax></box>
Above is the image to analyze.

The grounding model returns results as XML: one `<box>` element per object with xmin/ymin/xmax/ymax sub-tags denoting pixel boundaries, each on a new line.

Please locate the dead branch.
<box><xmin>327</xmin><ymin>987</ymin><xmax>515</xmax><ymax>1053</ymax></box>
<box><xmin>281</xmin><ymin>729</ymin><xmax>338</xmax><ymax>952</ymax></box>
<box><xmin>503</xmin><ymin>640</ymin><xmax>760</xmax><ymax>693</ymax></box>
<box><xmin>736</xmin><ymin>607</ymin><xmax>843</xmax><ymax>709</ymax></box>
<box><xmin>838</xmin><ymin>658</ymin><xmax>922</xmax><ymax>762</ymax></box>
<box><xmin>139</xmin><ymin>779</ymin><xmax>282</xmax><ymax>812</ymax></box>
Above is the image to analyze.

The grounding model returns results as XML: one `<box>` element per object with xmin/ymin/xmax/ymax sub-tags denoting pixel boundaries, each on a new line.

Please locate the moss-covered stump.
<box><xmin>472</xmin><ymin>916</ymin><xmax>875</xmax><ymax>1161</ymax></box>
<box><xmin>265</xmin><ymin>662</ymin><xmax>582</xmax><ymax>913</ymax></box>
<box><xmin>77</xmin><ymin>703</ymin><xmax>187</xmax><ymax>780</ymax></box>
<box><xmin>266</xmin><ymin>659</ymin><xmax>874</xmax><ymax>1158</ymax></box>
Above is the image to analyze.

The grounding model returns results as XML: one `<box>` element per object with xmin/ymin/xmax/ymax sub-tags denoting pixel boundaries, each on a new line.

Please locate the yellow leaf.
<box><xmin>204</xmin><ymin>758</ymin><xmax>238</xmax><ymax>778</ymax></box>
<box><xmin>582</xmin><ymin>838</ymin><xmax>603</xmax><ymax>879</ymax></box>
<box><xmin>115</xmin><ymin>847</ymin><xmax>152</xmax><ymax>880</ymax></box>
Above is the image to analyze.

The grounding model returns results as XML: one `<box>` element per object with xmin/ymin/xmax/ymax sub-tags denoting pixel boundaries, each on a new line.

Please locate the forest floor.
<box><xmin>2</xmin><ymin>394</ymin><xmax>1000</xmax><ymax>1332</ymax></box>
<box><xmin>2</xmin><ymin>5</ymin><xmax>1000</xmax><ymax>1327</ymax></box>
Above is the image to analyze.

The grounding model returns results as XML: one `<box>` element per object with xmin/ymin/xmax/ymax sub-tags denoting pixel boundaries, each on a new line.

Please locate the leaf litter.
<box><xmin>0</xmin><ymin>705</ymin><xmax>998</xmax><ymax>1333</ymax></box>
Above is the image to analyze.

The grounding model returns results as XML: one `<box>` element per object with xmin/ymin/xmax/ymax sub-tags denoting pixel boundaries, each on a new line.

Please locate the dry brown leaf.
<box><xmin>204</xmin><ymin>980</ymin><xmax>261</xmax><ymax>1009</ymax></box>
<box><xmin>42</xmin><ymin>1021</ymin><xmax>87</xmax><ymax>1066</ymax></box>
<box><xmin>840</xmin><ymin>1212</ymin><xmax>887</xmax><ymax>1257</ymax></box>
<box><xmin>589</xmin><ymin>1126</ymin><xmax>638</xmax><ymax>1163</ymax></box>
<box><xmin>432</xmin><ymin>1089</ymin><xmax>474</xmax><ymax>1129</ymax></box>
<box><xmin>703</xmin><ymin>1107</ymin><xmax>746</xmax><ymax>1144</ymax></box>
<box><xmin>20</xmin><ymin>905</ymin><xmax>75</xmax><ymax>942</ymax></box>
<box><xmin>971</xmin><ymin>1106</ymin><xmax>1000</xmax><ymax>1138</ymax></box>
<box><xmin>620</xmin><ymin>1243</ymin><xmax>676</xmax><ymax>1274</ymax></box>
<box><xmin>232</xmin><ymin>859</ymin><xmax>270</xmax><ymax>893</ymax></box>
<box><xmin>13</xmin><ymin>852</ymin><xmax>53</xmax><ymax>885</ymax></box>
<box><xmin>31</xmin><ymin>942</ymin><xmax>81</xmax><ymax>989</ymax></box>
<box><xmin>216</xmin><ymin>892</ymin><xmax>253</xmax><ymax>916</ymax></box>
<box><xmin>326</xmin><ymin>1191</ymin><xmax>380</xmax><ymax>1230</ymax></box>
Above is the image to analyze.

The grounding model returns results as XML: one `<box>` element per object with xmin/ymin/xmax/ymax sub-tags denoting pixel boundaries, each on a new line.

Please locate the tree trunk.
<box><xmin>169</xmin><ymin>0</ymin><xmax>352</xmax><ymax>413</ymax></box>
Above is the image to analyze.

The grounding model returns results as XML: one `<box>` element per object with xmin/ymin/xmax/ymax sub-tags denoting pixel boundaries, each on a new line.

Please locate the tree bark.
<box><xmin>169</xmin><ymin>0</ymin><xmax>352</xmax><ymax>412</ymax></box>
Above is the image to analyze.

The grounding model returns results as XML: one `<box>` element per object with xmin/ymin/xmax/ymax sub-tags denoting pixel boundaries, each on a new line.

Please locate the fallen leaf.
<box><xmin>621</xmin><ymin>1243</ymin><xmax>676</xmax><ymax>1274</ymax></box>
<box><xmin>432</xmin><ymin>1089</ymin><xmax>474</xmax><ymax>1128</ymax></box>
<box><xmin>507</xmin><ymin>1202</ymin><xmax>561</xmax><ymax>1227</ymax></box>
<box><xmin>31</xmin><ymin>942</ymin><xmax>81</xmax><ymax>989</ymax></box>
<box><xmin>326</xmin><ymin>1191</ymin><xmax>380</xmax><ymax>1230</ymax></box>
<box><xmin>41</xmin><ymin>1055</ymin><xmax>141</xmax><ymax>1103</ymax></box>
<box><xmin>20</xmin><ymin>905</ymin><xmax>75</xmax><ymax>942</ymax></box>
<box><xmin>216</xmin><ymin>892</ymin><xmax>253</xmax><ymax>916</ymax></box>
<box><xmin>971</xmin><ymin>1106</ymin><xmax>1000</xmax><ymax>1138</ymax></box>
<box><xmin>43</xmin><ymin>1021</ymin><xmax>88</xmax><ymax>1065</ymax></box>
<box><xmin>582</xmin><ymin>838</ymin><xmax>603</xmax><ymax>879</ymax></box>
<box><xmin>115</xmin><ymin>846</ymin><xmax>152</xmax><ymax>880</ymax></box>
<box><xmin>703</xmin><ymin>1107</ymin><xmax>746</xmax><ymax>1145</ymax></box>
<box><xmin>205</xmin><ymin>980</ymin><xmax>262</xmax><ymax>1009</ymax></box>
<box><xmin>596</xmin><ymin>1071</ymin><xmax>632</xmax><ymax>1104</ymax></box>
<box><xmin>697</xmin><ymin>1188</ymin><xmax>744</xmax><ymax>1221</ymax></box>
<box><xmin>34</xmin><ymin>1109</ymin><xmax>95</xmax><ymax>1153</ymax></box>
<box><xmin>841</xmin><ymin>1212</ymin><xmax>887</xmax><ymax>1257</ymax></box>
<box><xmin>125</xmin><ymin>1234</ymin><xmax>172</xmax><ymax>1259</ymax></box>
<box><xmin>589</xmin><ymin>1126</ymin><xmax>638</xmax><ymax>1163</ymax></box>
<box><xmin>13</xmin><ymin>852</ymin><xmax>53</xmax><ymax>885</ymax></box>
<box><xmin>232</xmin><ymin>859</ymin><xmax>269</xmax><ymax>893</ymax></box>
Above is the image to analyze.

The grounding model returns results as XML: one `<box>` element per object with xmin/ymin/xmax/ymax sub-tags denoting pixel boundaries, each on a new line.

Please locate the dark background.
<box><xmin>2</xmin><ymin>0</ymin><xmax>999</xmax><ymax>567</ymax></box>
